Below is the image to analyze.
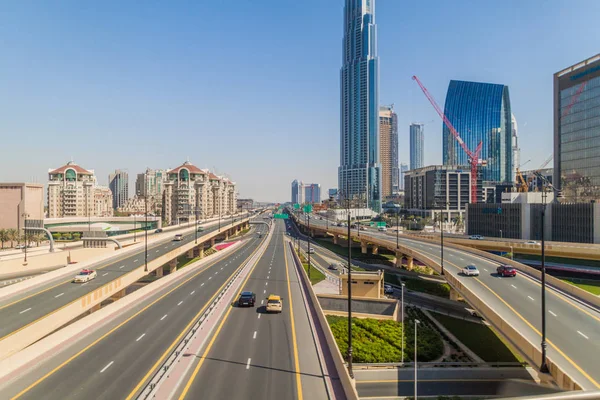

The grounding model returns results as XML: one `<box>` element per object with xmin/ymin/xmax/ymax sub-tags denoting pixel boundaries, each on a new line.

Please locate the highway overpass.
<box><xmin>290</xmin><ymin>209</ymin><xmax>600</xmax><ymax>392</ymax></box>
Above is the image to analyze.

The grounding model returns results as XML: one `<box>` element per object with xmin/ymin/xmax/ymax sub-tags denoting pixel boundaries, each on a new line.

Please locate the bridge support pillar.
<box><xmin>449</xmin><ymin>288</ymin><xmax>463</xmax><ymax>302</ymax></box>
<box><xmin>90</xmin><ymin>303</ymin><xmax>101</xmax><ymax>313</ymax></box>
<box><xmin>224</xmin><ymin>231</ymin><xmax>229</xmax><ymax>240</ymax></box>
<box><xmin>361</xmin><ymin>241</ymin><xmax>368</xmax><ymax>254</ymax></box>
<box><xmin>210</xmin><ymin>238</ymin><xmax>216</xmax><ymax>247</ymax></box>
<box><xmin>372</xmin><ymin>245</ymin><xmax>379</xmax><ymax>255</ymax></box>
<box><xmin>155</xmin><ymin>266</ymin><xmax>163</xmax><ymax>277</ymax></box>
<box><xmin>187</xmin><ymin>249</ymin><xmax>195</xmax><ymax>259</ymax></box>
<box><xmin>395</xmin><ymin>252</ymin><xmax>403</xmax><ymax>268</ymax></box>
<box><xmin>198</xmin><ymin>246</ymin><xmax>205</xmax><ymax>259</ymax></box>
<box><xmin>110</xmin><ymin>289</ymin><xmax>126</xmax><ymax>301</ymax></box>
<box><xmin>333</xmin><ymin>234</ymin><xmax>339</xmax><ymax>245</ymax></box>
<box><xmin>406</xmin><ymin>256</ymin><xmax>414</xmax><ymax>271</ymax></box>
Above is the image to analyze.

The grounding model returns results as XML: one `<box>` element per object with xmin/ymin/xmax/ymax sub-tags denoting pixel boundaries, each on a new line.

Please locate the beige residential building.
<box><xmin>47</xmin><ymin>161</ymin><xmax>97</xmax><ymax>218</ymax></box>
<box><xmin>94</xmin><ymin>186</ymin><xmax>114</xmax><ymax>217</ymax></box>
<box><xmin>117</xmin><ymin>196</ymin><xmax>157</xmax><ymax>215</ymax></box>
<box><xmin>0</xmin><ymin>183</ymin><xmax>44</xmax><ymax>230</ymax></box>
<box><xmin>163</xmin><ymin>161</ymin><xmax>237</xmax><ymax>225</ymax></box>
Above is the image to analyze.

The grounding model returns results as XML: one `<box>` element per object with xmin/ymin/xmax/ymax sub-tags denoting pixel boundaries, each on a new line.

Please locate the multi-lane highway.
<box><xmin>1</xmin><ymin>224</ymin><xmax>268</xmax><ymax>400</ymax></box>
<box><xmin>175</xmin><ymin>219</ymin><xmax>329</xmax><ymax>400</ymax></box>
<box><xmin>294</xmin><ymin>211</ymin><xmax>600</xmax><ymax>390</ymax></box>
<box><xmin>0</xmin><ymin>219</ymin><xmax>244</xmax><ymax>342</ymax></box>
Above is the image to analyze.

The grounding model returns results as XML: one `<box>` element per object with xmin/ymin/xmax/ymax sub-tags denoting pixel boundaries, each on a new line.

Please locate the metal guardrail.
<box><xmin>137</xmin><ymin>222</ymin><xmax>273</xmax><ymax>399</ymax></box>
<box><xmin>497</xmin><ymin>391</ymin><xmax>600</xmax><ymax>400</ymax></box>
<box><xmin>354</xmin><ymin>361</ymin><xmax>528</xmax><ymax>369</ymax></box>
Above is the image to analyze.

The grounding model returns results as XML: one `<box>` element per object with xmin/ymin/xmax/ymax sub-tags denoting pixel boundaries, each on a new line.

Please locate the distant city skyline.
<box><xmin>1</xmin><ymin>1</ymin><xmax>599</xmax><ymax>201</ymax></box>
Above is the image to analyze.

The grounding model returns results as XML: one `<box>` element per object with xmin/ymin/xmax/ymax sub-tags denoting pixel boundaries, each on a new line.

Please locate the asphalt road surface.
<box><xmin>176</xmin><ymin>219</ymin><xmax>329</xmax><ymax>400</ymax></box>
<box><xmin>1</xmin><ymin>225</ymin><xmax>268</xmax><ymax>400</ymax></box>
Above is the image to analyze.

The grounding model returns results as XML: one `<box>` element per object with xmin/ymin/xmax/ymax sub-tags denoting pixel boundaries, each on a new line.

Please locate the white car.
<box><xmin>469</xmin><ymin>235</ymin><xmax>484</xmax><ymax>240</ymax></box>
<box><xmin>384</xmin><ymin>284</ymin><xmax>394</xmax><ymax>294</ymax></box>
<box><xmin>73</xmin><ymin>269</ymin><xmax>97</xmax><ymax>283</ymax></box>
<box><xmin>524</xmin><ymin>240</ymin><xmax>540</xmax><ymax>245</ymax></box>
<box><xmin>307</xmin><ymin>247</ymin><xmax>315</xmax><ymax>254</ymax></box>
<box><xmin>462</xmin><ymin>265</ymin><xmax>480</xmax><ymax>276</ymax></box>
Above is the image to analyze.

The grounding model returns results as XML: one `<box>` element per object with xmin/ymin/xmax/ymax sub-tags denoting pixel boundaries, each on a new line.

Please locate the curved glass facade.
<box><xmin>339</xmin><ymin>0</ymin><xmax>381</xmax><ymax>212</ymax></box>
<box><xmin>442</xmin><ymin>80</ymin><xmax>513</xmax><ymax>183</ymax></box>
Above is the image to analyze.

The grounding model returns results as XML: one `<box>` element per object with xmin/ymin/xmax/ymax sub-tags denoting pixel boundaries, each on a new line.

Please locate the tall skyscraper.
<box><xmin>379</xmin><ymin>105</ymin><xmax>398</xmax><ymax>198</ymax></box>
<box><xmin>291</xmin><ymin>179</ymin><xmax>303</xmax><ymax>204</ymax></box>
<box><xmin>554</xmin><ymin>54</ymin><xmax>600</xmax><ymax>200</ymax></box>
<box><xmin>339</xmin><ymin>0</ymin><xmax>381</xmax><ymax>212</ymax></box>
<box><xmin>399</xmin><ymin>163</ymin><xmax>409</xmax><ymax>190</ymax></box>
<box><xmin>443</xmin><ymin>80</ymin><xmax>513</xmax><ymax>183</ymax></box>
<box><xmin>304</xmin><ymin>184</ymin><xmax>321</xmax><ymax>204</ymax></box>
<box><xmin>109</xmin><ymin>169</ymin><xmax>129</xmax><ymax>209</ymax></box>
<box><xmin>511</xmin><ymin>113</ymin><xmax>520</xmax><ymax>182</ymax></box>
<box><xmin>410</xmin><ymin>123</ymin><xmax>424</xmax><ymax>170</ymax></box>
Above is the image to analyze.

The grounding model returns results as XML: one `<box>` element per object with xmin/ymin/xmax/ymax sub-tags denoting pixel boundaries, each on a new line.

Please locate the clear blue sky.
<box><xmin>1</xmin><ymin>1</ymin><xmax>599</xmax><ymax>202</ymax></box>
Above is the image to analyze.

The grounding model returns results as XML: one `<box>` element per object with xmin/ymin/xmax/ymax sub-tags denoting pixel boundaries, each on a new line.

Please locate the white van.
<box><xmin>378</xmin><ymin>226</ymin><xmax>387</xmax><ymax>232</ymax></box>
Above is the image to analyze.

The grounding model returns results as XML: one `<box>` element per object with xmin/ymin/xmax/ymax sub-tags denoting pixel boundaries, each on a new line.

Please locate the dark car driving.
<box><xmin>497</xmin><ymin>265</ymin><xmax>517</xmax><ymax>277</ymax></box>
<box><xmin>238</xmin><ymin>291</ymin><xmax>256</xmax><ymax>307</ymax></box>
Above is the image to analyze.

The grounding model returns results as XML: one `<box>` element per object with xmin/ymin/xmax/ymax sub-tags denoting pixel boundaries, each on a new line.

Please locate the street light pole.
<box><xmin>401</xmin><ymin>282</ymin><xmax>405</xmax><ymax>364</ymax></box>
<box><xmin>22</xmin><ymin>213</ymin><xmax>29</xmax><ymax>263</ymax></box>
<box><xmin>346</xmin><ymin>186</ymin><xmax>353</xmax><ymax>378</ymax></box>
<box><xmin>500</xmin><ymin>229</ymin><xmax>503</xmax><ymax>239</ymax></box>
<box><xmin>414</xmin><ymin>319</ymin><xmax>421</xmax><ymax>399</ymax></box>
<box><xmin>306</xmin><ymin>211</ymin><xmax>311</xmax><ymax>277</ymax></box>
<box><xmin>144</xmin><ymin>192</ymin><xmax>148</xmax><ymax>272</ymax></box>
<box><xmin>540</xmin><ymin>188</ymin><xmax>549</xmax><ymax>373</ymax></box>
<box><xmin>440</xmin><ymin>207</ymin><xmax>445</xmax><ymax>275</ymax></box>
<box><xmin>134</xmin><ymin>214</ymin><xmax>137</xmax><ymax>242</ymax></box>
<box><xmin>396</xmin><ymin>211</ymin><xmax>400</xmax><ymax>249</ymax></box>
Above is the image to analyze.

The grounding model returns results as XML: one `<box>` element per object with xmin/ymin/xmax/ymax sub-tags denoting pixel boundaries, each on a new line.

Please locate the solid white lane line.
<box><xmin>120</xmin><ymin>265</ymin><xmax>125</xmax><ymax>269</ymax></box>
<box><xmin>102</xmin><ymin>273</ymin><xmax>109</xmax><ymax>277</ymax></box>
<box><xmin>20</xmin><ymin>308</ymin><xmax>32</xmax><ymax>314</ymax></box>
<box><xmin>134</xmin><ymin>259</ymin><xmax>138</xmax><ymax>263</ymax></box>
<box><xmin>578</xmin><ymin>331</ymin><xmax>589</xmax><ymax>340</ymax></box>
<box><xmin>246</xmin><ymin>358</ymin><xmax>251</xmax><ymax>369</ymax></box>
<box><xmin>177</xmin><ymin>301</ymin><xmax>183</xmax><ymax>306</ymax></box>
<box><xmin>55</xmin><ymin>293</ymin><xmax>64</xmax><ymax>298</ymax></box>
<box><xmin>511</xmin><ymin>284</ymin><xmax>517</xmax><ymax>289</ymax></box>
<box><xmin>100</xmin><ymin>361</ymin><xmax>114</xmax><ymax>373</ymax></box>
<box><xmin>549</xmin><ymin>310</ymin><xmax>557</xmax><ymax>317</ymax></box>
<box><xmin>528</xmin><ymin>296</ymin><xmax>534</xmax><ymax>301</ymax></box>
<box><xmin>136</xmin><ymin>333</ymin><xmax>146</xmax><ymax>342</ymax></box>
<box><xmin>160</xmin><ymin>314</ymin><xmax>167</xmax><ymax>321</ymax></box>
<box><xmin>253</xmin><ymin>331</ymin><xmax>257</xmax><ymax>339</ymax></box>
<box><xmin>201</xmin><ymin>283</ymin><xmax>205</xmax><ymax>287</ymax></box>
<box><xmin>190</xmin><ymin>290</ymin><xmax>195</xmax><ymax>295</ymax></box>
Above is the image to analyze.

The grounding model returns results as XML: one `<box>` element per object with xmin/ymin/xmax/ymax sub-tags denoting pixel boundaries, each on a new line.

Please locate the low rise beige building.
<box><xmin>0</xmin><ymin>183</ymin><xmax>44</xmax><ymax>230</ymax></box>
<box><xmin>340</xmin><ymin>270</ymin><xmax>385</xmax><ymax>299</ymax></box>
<box><xmin>94</xmin><ymin>186</ymin><xmax>114</xmax><ymax>217</ymax></box>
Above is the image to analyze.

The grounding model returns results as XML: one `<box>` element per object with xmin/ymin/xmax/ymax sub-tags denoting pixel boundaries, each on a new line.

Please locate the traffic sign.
<box><xmin>377</xmin><ymin>222</ymin><xmax>386</xmax><ymax>227</ymax></box>
<box><xmin>370</xmin><ymin>222</ymin><xmax>375</xmax><ymax>227</ymax></box>
<box><xmin>274</xmin><ymin>214</ymin><xmax>289</xmax><ymax>219</ymax></box>
<box><xmin>303</xmin><ymin>204</ymin><xmax>313</xmax><ymax>213</ymax></box>
<box><xmin>293</xmin><ymin>203</ymin><xmax>300</xmax><ymax>210</ymax></box>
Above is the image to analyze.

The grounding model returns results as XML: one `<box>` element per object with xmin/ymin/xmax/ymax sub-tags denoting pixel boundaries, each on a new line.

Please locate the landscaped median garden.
<box><xmin>384</xmin><ymin>272</ymin><xmax>451</xmax><ymax>299</ymax></box>
<box><xmin>297</xmin><ymin>251</ymin><xmax>326</xmax><ymax>285</ymax></box>
<box><xmin>326</xmin><ymin>314</ymin><xmax>444</xmax><ymax>363</ymax></box>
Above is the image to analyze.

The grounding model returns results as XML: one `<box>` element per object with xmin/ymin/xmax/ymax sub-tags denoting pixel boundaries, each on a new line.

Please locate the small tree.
<box><xmin>73</xmin><ymin>233</ymin><xmax>81</xmax><ymax>241</ymax></box>
<box><xmin>52</xmin><ymin>232</ymin><xmax>61</xmax><ymax>240</ymax></box>
<box><xmin>0</xmin><ymin>229</ymin><xmax>7</xmax><ymax>249</ymax></box>
<box><xmin>7</xmin><ymin>228</ymin><xmax>19</xmax><ymax>247</ymax></box>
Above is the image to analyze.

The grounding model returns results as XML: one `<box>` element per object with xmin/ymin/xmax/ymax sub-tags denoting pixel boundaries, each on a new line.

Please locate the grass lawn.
<box><xmin>298</xmin><ymin>252</ymin><xmax>325</xmax><ymax>285</ymax></box>
<box><xmin>432</xmin><ymin>313</ymin><xmax>523</xmax><ymax>363</ymax></box>
<box><xmin>559</xmin><ymin>277</ymin><xmax>600</xmax><ymax>295</ymax></box>
<box><xmin>326</xmin><ymin>316</ymin><xmax>443</xmax><ymax>363</ymax></box>
<box><xmin>384</xmin><ymin>272</ymin><xmax>451</xmax><ymax>299</ymax></box>
<box><xmin>315</xmin><ymin>238</ymin><xmax>393</xmax><ymax>265</ymax></box>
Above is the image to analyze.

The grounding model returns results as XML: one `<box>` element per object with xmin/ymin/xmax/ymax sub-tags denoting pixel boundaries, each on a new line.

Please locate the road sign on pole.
<box><xmin>274</xmin><ymin>214</ymin><xmax>289</xmax><ymax>219</ymax></box>
<box><xmin>303</xmin><ymin>204</ymin><xmax>313</xmax><ymax>213</ymax></box>
<box><xmin>293</xmin><ymin>203</ymin><xmax>300</xmax><ymax>210</ymax></box>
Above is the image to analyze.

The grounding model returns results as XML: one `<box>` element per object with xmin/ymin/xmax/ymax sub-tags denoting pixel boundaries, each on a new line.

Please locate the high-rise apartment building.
<box><xmin>511</xmin><ymin>113</ymin><xmax>520</xmax><ymax>182</ymax></box>
<box><xmin>554</xmin><ymin>54</ymin><xmax>600</xmax><ymax>201</ymax></box>
<box><xmin>163</xmin><ymin>161</ymin><xmax>237</xmax><ymax>225</ymax></box>
<box><xmin>291</xmin><ymin>179</ymin><xmax>304</xmax><ymax>204</ymax></box>
<box><xmin>379</xmin><ymin>105</ymin><xmax>398</xmax><ymax>198</ymax></box>
<box><xmin>304</xmin><ymin>184</ymin><xmax>321</xmax><ymax>204</ymax></box>
<box><xmin>443</xmin><ymin>80</ymin><xmax>513</xmax><ymax>183</ymax></box>
<box><xmin>109</xmin><ymin>169</ymin><xmax>129</xmax><ymax>209</ymax></box>
<box><xmin>410</xmin><ymin>124</ymin><xmax>424</xmax><ymax>170</ymax></box>
<box><xmin>399</xmin><ymin>163</ymin><xmax>409</xmax><ymax>190</ymax></box>
<box><xmin>136</xmin><ymin>169</ymin><xmax>167</xmax><ymax>199</ymax></box>
<box><xmin>339</xmin><ymin>0</ymin><xmax>381</xmax><ymax>212</ymax></box>
<box><xmin>47</xmin><ymin>161</ymin><xmax>97</xmax><ymax>218</ymax></box>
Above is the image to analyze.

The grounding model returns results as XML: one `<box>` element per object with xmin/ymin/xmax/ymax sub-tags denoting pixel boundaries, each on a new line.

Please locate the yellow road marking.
<box><xmin>284</xmin><ymin>236</ymin><xmax>303</xmax><ymax>400</ymax></box>
<box><xmin>415</xmin><ymin>250</ymin><xmax>600</xmax><ymax>389</ymax></box>
<box><xmin>177</xmin><ymin>229</ymin><xmax>271</xmax><ymax>399</ymax></box>
<box><xmin>11</xmin><ymin>237</ymin><xmax>261</xmax><ymax>400</ymax></box>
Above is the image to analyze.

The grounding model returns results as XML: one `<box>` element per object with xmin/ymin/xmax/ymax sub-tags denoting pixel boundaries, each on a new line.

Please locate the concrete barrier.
<box><xmin>289</xmin><ymin>242</ymin><xmax>359</xmax><ymax>400</ymax></box>
<box><xmin>0</xmin><ymin>218</ymin><xmax>250</xmax><ymax>360</ymax></box>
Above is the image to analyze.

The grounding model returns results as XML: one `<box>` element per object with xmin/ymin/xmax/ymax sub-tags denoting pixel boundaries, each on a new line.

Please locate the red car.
<box><xmin>497</xmin><ymin>265</ymin><xmax>517</xmax><ymax>277</ymax></box>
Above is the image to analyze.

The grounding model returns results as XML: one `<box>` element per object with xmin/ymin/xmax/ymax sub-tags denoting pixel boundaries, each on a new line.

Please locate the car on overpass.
<box><xmin>524</xmin><ymin>240</ymin><xmax>540</xmax><ymax>245</ymax></box>
<box><xmin>266</xmin><ymin>294</ymin><xmax>283</xmax><ymax>313</ymax></box>
<box><xmin>497</xmin><ymin>265</ymin><xmax>517</xmax><ymax>277</ymax></box>
<box><xmin>174</xmin><ymin>234</ymin><xmax>184</xmax><ymax>241</ymax></box>
<box><xmin>73</xmin><ymin>269</ymin><xmax>97</xmax><ymax>283</ymax></box>
<box><xmin>238</xmin><ymin>291</ymin><xmax>256</xmax><ymax>307</ymax></box>
<box><xmin>384</xmin><ymin>284</ymin><xmax>394</xmax><ymax>294</ymax></box>
<box><xmin>462</xmin><ymin>265</ymin><xmax>480</xmax><ymax>276</ymax></box>
<box><xmin>469</xmin><ymin>234</ymin><xmax>484</xmax><ymax>240</ymax></box>
<box><xmin>307</xmin><ymin>247</ymin><xmax>315</xmax><ymax>254</ymax></box>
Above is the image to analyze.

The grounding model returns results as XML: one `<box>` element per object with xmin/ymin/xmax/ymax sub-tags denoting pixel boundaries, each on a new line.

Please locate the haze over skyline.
<box><xmin>1</xmin><ymin>1</ymin><xmax>599</xmax><ymax>202</ymax></box>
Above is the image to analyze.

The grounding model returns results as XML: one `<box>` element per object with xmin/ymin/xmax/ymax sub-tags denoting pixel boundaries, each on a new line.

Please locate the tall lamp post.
<box><xmin>134</xmin><ymin>214</ymin><xmax>137</xmax><ymax>242</ymax></box>
<box><xmin>22</xmin><ymin>212</ymin><xmax>30</xmax><ymax>263</ymax></box>
<box><xmin>414</xmin><ymin>319</ymin><xmax>421</xmax><ymax>399</ymax></box>
<box><xmin>144</xmin><ymin>193</ymin><xmax>148</xmax><ymax>272</ymax></box>
<box><xmin>396</xmin><ymin>211</ymin><xmax>400</xmax><ymax>249</ymax></box>
<box><xmin>539</xmin><ymin>186</ymin><xmax>549</xmax><ymax>373</ymax></box>
<box><xmin>344</xmin><ymin>183</ymin><xmax>353</xmax><ymax>378</ymax></box>
<box><xmin>306</xmin><ymin>210</ymin><xmax>311</xmax><ymax>277</ymax></box>
<box><xmin>401</xmin><ymin>282</ymin><xmax>405</xmax><ymax>364</ymax></box>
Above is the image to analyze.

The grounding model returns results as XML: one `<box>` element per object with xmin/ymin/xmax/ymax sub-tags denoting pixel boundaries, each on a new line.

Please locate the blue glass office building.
<box><xmin>409</xmin><ymin>123</ymin><xmax>424</xmax><ymax>170</ymax></box>
<box><xmin>339</xmin><ymin>0</ymin><xmax>381</xmax><ymax>212</ymax></box>
<box><xmin>443</xmin><ymin>80</ymin><xmax>513</xmax><ymax>183</ymax></box>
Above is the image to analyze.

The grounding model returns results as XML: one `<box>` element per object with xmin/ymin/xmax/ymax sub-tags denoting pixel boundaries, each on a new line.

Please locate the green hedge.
<box><xmin>384</xmin><ymin>273</ymin><xmax>450</xmax><ymax>299</ymax></box>
<box><xmin>326</xmin><ymin>316</ymin><xmax>443</xmax><ymax>363</ymax></box>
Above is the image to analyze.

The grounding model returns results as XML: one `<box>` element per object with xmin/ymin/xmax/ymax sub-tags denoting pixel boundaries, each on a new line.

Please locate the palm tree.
<box><xmin>0</xmin><ymin>229</ymin><xmax>7</xmax><ymax>249</ymax></box>
<box><xmin>455</xmin><ymin>214</ymin><xmax>465</xmax><ymax>233</ymax></box>
<box><xmin>7</xmin><ymin>228</ymin><xmax>19</xmax><ymax>248</ymax></box>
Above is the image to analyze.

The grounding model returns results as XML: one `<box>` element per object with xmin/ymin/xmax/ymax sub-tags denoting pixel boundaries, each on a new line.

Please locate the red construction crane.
<box><xmin>562</xmin><ymin>81</ymin><xmax>587</xmax><ymax>118</ymax></box>
<box><xmin>412</xmin><ymin>75</ymin><xmax>484</xmax><ymax>203</ymax></box>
